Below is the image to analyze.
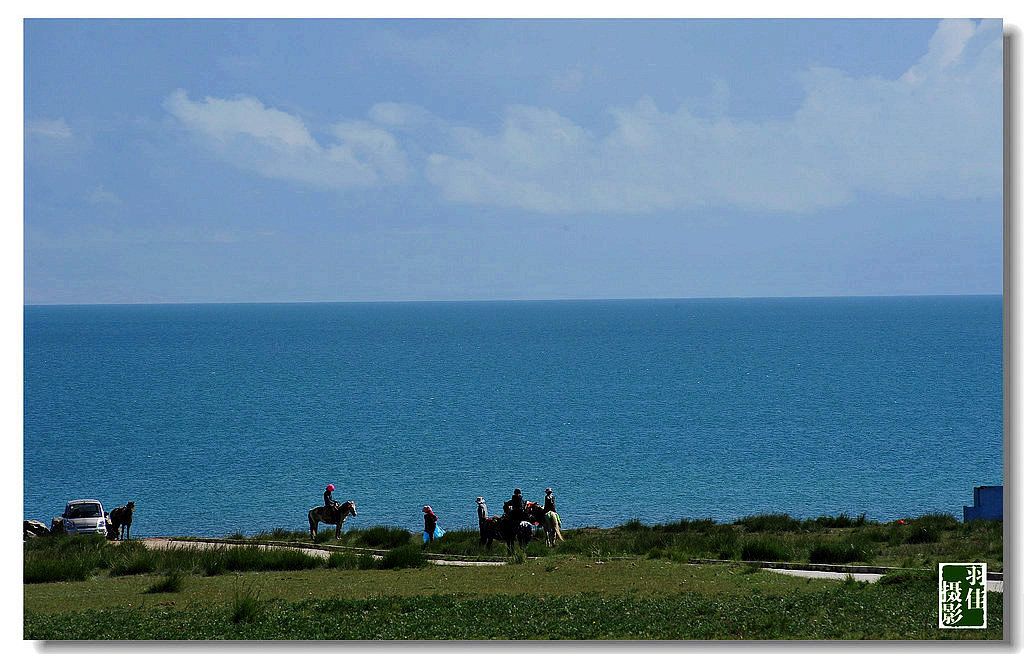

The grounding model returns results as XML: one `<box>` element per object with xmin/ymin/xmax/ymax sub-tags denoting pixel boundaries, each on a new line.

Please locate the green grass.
<box><xmin>230</xmin><ymin>581</ymin><xmax>262</xmax><ymax>624</ymax></box>
<box><xmin>23</xmin><ymin>563</ymin><xmax>1002</xmax><ymax>640</ymax></box>
<box><xmin>808</xmin><ymin>540</ymin><xmax>874</xmax><ymax>564</ymax></box>
<box><xmin>23</xmin><ymin>513</ymin><xmax>1004</xmax><ymax>639</ymax></box>
<box><xmin>379</xmin><ymin>544</ymin><xmax>429</xmax><ymax>569</ymax></box>
<box><xmin>144</xmin><ymin>571</ymin><xmax>185</xmax><ymax>594</ymax></box>
<box><xmin>741</xmin><ymin>538</ymin><xmax>793</xmax><ymax>562</ymax></box>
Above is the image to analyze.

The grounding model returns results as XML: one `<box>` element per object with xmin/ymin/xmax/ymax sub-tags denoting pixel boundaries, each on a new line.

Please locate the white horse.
<box><xmin>308</xmin><ymin>500</ymin><xmax>356</xmax><ymax>540</ymax></box>
<box><xmin>526</xmin><ymin>502</ymin><xmax>564</xmax><ymax>547</ymax></box>
<box><xmin>541</xmin><ymin>511</ymin><xmax>564</xmax><ymax>547</ymax></box>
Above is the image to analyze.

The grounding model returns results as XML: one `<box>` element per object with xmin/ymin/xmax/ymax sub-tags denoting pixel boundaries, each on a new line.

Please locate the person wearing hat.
<box><xmin>504</xmin><ymin>488</ymin><xmax>526</xmax><ymax>523</ymax></box>
<box><xmin>543</xmin><ymin>488</ymin><xmax>556</xmax><ymax>514</ymax></box>
<box><xmin>422</xmin><ymin>505</ymin><xmax>438</xmax><ymax>546</ymax></box>
<box><xmin>323</xmin><ymin>484</ymin><xmax>340</xmax><ymax>520</ymax></box>
<box><xmin>476</xmin><ymin>497</ymin><xmax>489</xmax><ymax>545</ymax></box>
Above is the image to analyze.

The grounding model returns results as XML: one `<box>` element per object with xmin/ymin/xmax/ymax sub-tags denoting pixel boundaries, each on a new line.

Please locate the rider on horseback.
<box><xmin>324</xmin><ymin>484</ymin><xmax>340</xmax><ymax>520</ymax></box>
<box><xmin>543</xmin><ymin>488</ymin><xmax>556</xmax><ymax>513</ymax></box>
<box><xmin>504</xmin><ymin>488</ymin><xmax>527</xmax><ymax>523</ymax></box>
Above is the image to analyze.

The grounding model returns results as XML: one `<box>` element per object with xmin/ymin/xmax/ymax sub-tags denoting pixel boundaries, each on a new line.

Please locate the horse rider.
<box><xmin>504</xmin><ymin>488</ymin><xmax>526</xmax><ymax>523</ymax></box>
<box><xmin>324</xmin><ymin>484</ymin><xmax>340</xmax><ymax>519</ymax></box>
<box><xmin>476</xmin><ymin>497</ymin><xmax>488</xmax><ymax>544</ymax></box>
<box><xmin>543</xmin><ymin>488</ymin><xmax>556</xmax><ymax>514</ymax></box>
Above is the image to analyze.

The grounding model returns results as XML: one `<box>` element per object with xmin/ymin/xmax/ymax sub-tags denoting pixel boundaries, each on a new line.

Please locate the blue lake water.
<box><xmin>23</xmin><ymin>296</ymin><xmax>1002</xmax><ymax>537</ymax></box>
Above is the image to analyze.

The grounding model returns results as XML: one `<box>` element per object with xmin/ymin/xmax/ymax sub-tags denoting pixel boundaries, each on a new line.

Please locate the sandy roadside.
<box><xmin>133</xmin><ymin>537</ymin><xmax>505</xmax><ymax>566</ymax></box>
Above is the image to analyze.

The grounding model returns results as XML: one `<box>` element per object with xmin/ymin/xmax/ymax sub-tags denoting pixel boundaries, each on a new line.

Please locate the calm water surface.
<box><xmin>23</xmin><ymin>297</ymin><xmax>1002</xmax><ymax>536</ymax></box>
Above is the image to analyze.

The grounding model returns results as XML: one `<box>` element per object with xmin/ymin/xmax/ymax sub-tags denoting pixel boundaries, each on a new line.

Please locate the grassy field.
<box><xmin>23</xmin><ymin>513</ymin><xmax>1004</xmax><ymax>640</ymax></box>
<box><xmin>247</xmin><ymin>511</ymin><xmax>1003</xmax><ymax>571</ymax></box>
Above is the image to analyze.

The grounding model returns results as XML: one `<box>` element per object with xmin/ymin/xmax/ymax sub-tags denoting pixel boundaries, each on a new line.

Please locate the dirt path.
<box><xmin>136</xmin><ymin>537</ymin><xmax>506</xmax><ymax>566</ymax></box>
<box><xmin>765</xmin><ymin>567</ymin><xmax>1004</xmax><ymax>593</ymax></box>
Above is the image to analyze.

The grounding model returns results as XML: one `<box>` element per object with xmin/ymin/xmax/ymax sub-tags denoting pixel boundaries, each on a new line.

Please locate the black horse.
<box><xmin>483</xmin><ymin>514</ymin><xmax>532</xmax><ymax>553</ymax></box>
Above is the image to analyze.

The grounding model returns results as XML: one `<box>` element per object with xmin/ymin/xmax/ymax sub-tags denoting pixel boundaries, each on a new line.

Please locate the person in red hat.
<box><xmin>324</xmin><ymin>484</ymin><xmax>340</xmax><ymax>520</ymax></box>
<box><xmin>422</xmin><ymin>505</ymin><xmax>438</xmax><ymax>547</ymax></box>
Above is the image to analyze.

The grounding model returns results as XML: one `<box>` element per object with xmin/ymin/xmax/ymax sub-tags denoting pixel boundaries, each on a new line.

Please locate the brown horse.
<box><xmin>308</xmin><ymin>500</ymin><xmax>356</xmax><ymax>540</ymax></box>
<box><xmin>526</xmin><ymin>501</ymin><xmax>564</xmax><ymax>547</ymax></box>
<box><xmin>109</xmin><ymin>501</ymin><xmax>135</xmax><ymax>540</ymax></box>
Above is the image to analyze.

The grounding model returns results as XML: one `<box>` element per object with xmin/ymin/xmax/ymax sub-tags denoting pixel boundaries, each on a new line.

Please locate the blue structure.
<box><xmin>963</xmin><ymin>486</ymin><xmax>1003</xmax><ymax>521</ymax></box>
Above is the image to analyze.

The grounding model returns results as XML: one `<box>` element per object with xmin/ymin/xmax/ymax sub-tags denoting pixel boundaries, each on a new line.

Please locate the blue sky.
<box><xmin>23</xmin><ymin>18</ymin><xmax>1003</xmax><ymax>304</ymax></box>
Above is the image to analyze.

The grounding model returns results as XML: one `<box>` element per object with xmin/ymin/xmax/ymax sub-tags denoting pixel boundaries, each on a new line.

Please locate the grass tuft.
<box><xmin>145</xmin><ymin>571</ymin><xmax>185</xmax><ymax>594</ymax></box>
<box><xmin>809</xmin><ymin>541</ymin><xmax>872</xmax><ymax>564</ymax></box>
<box><xmin>379</xmin><ymin>544</ymin><xmax>427</xmax><ymax>569</ymax></box>
<box><xmin>229</xmin><ymin>582</ymin><xmax>262</xmax><ymax>624</ymax></box>
<box><xmin>740</xmin><ymin>538</ymin><xmax>792</xmax><ymax>562</ymax></box>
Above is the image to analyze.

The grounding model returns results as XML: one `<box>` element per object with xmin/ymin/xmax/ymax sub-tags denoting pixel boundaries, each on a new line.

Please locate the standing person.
<box><xmin>476</xmin><ymin>497</ymin><xmax>489</xmax><ymax>545</ymax></box>
<box><xmin>423</xmin><ymin>506</ymin><xmax>438</xmax><ymax>547</ymax></box>
<box><xmin>543</xmin><ymin>488</ymin><xmax>556</xmax><ymax>514</ymax></box>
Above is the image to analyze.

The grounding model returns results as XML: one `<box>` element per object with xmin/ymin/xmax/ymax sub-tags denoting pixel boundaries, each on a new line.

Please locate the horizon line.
<box><xmin>23</xmin><ymin>292</ymin><xmax>1003</xmax><ymax>308</ymax></box>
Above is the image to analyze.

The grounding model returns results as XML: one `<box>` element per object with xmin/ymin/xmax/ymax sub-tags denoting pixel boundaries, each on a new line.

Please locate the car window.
<box><xmin>70</xmin><ymin>504</ymin><xmax>102</xmax><ymax>518</ymax></box>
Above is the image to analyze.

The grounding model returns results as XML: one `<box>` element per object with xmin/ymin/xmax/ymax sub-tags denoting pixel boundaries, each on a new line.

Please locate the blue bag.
<box><xmin>434</xmin><ymin>525</ymin><xmax>445</xmax><ymax>539</ymax></box>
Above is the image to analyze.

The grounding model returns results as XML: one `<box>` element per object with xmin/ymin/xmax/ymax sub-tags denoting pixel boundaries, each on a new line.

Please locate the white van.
<box><xmin>52</xmin><ymin>499</ymin><xmax>108</xmax><ymax>537</ymax></box>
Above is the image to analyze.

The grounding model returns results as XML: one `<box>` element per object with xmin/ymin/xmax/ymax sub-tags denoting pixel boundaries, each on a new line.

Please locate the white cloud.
<box><xmin>25</xmin><ymin>118</ymin><xmax>72</xmax><ymax>139</ymax></box>
<box><xmin>368</xmin><ymin>102</ymin><xmax>435</xmax><ymax>129</ymax></box>
<box><xmin>425</xmin><ymin>19</ymin><xmax>1002</xmax><ymax>214</ymax></box>
<box><xmin>164</xmin><ymin>90</ymin><xmax>408</xmax><ymax>190</ymax></box>
<box><xmin>87</xmin><ymin>186</ymin><xmax>122</xmax><ymax>206</ymax></box>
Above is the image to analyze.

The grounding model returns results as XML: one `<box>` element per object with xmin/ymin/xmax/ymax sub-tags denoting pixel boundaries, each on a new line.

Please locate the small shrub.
<box><xmin>327</xmin><ymin>551</ymin><xmax>360</xmax><ymax>570</ymax></box>
<box><xmin>24</xmin><ymin>556</ymin><xmax>95</xmax><ymax>583</ymax></box>
<box><xmin>909</xmin><ymin>513</ymin><xmax>958</xmax><ymax>532</ymax></box>
<box><xmin>661</xmin><ymin>518</ymin><xmax>718</xmax><ymax>533</ymax></box>
<box><xmin>808</xmin><ymin>513</ymin><xmax>865</xmax><ymax>529</ymax></box>
<box><xmin>145</xmin><ymin>571</ymin><xmax>185</xmax><ymax>594</ymax></box>
<box><xmin>906</xmin><ymin>526</ymin><xmax>940</xmax><ymax>545</ymax></box>
<box><xmin>109</xmin><ymin>546</ymin><xmax>158</xmax><ymax>576</ymax></box>
<box><xmin>229</xmin><ymin>583</ymin><xmax>261</xmax><ymax>624</ymax></box>
<box><xmin>357</xmin><ymin>526</ymin><xmax>414</xmax><ymax>549</ymax></box>
<box><xmin>736</xmin><ymin>514</ymin><xmax>802</xmax><ymax>532</ymax></box>
<box><xmin>621</xmin><ymin>518</ymin><xmax>647</xmax><ymax>532</ymax></box>
<box><xmin>228</xmin><ymin>531</ymin><xmax>245</xmax><ymax>540</ymax></box>
<box><xmin>808</xmin><ymin>541</ymin><xmax>872</xmax><ymax>564</ymax></box>
<box><xmin>379</xmin><ymin>544</ymin><xmax>428</xmax><ymax>570</ymax></box>
<box><xmin>223</xmin><ymin>545</ymin><xmax>321</xmax><ymax>572</ymax></box>
<box><xmin>202</xmin><ymin>549</ymin><xmax>227</xmax><ymax>576</ymax></box>
<box><xmin>740</xmin><ymin>538</ymin><xmax>791</xmax><ymax>562</ymax></box>
<box><xmin>357</xmin><ymin>553</ymin><xmax>379</xmax><ymax>570</ymax></box>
